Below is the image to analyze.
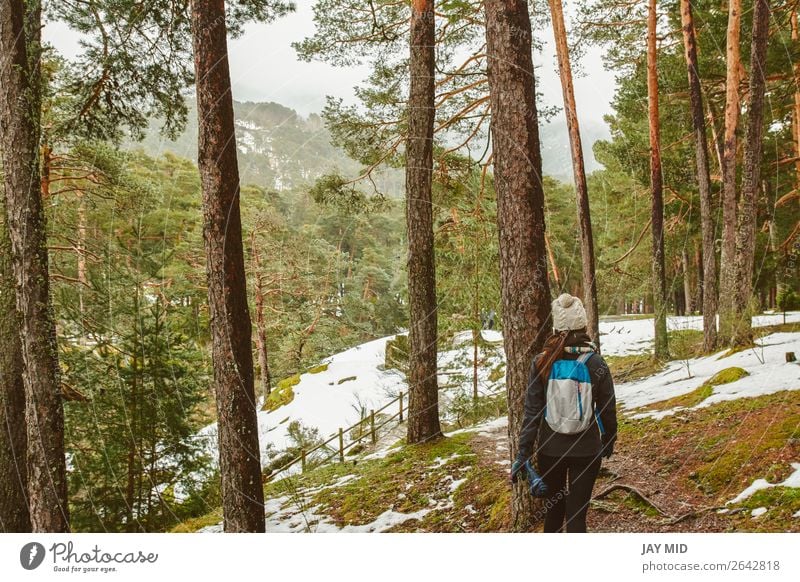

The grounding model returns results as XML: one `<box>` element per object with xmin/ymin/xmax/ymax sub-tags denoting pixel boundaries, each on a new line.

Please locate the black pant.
<box><xmin>537</xmin><ymin>453</ymin><xmax>601</xmax><ymax>533</ymax></box>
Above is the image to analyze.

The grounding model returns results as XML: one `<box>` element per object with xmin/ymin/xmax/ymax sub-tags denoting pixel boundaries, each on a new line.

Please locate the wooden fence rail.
<box><xmin>263</xmin><ymin>375</ymin><xmax>506</xmax><ymax>483</ymax></box>
<box><xmin>265</xmin><ymin>390</ymin><xmax>406</xmax><ymax>482</ymax></box>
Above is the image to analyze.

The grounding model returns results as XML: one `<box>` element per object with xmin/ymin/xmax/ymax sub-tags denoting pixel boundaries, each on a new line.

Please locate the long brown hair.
<box><xmin>534</xmin><ymin>330</ymin><xmax>571</xmax><ymax>385</ymax></box>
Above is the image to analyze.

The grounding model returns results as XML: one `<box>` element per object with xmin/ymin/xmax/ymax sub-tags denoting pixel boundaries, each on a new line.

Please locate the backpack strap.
<box><xmin>577</xmin><ymin>351</ymin><xmax>594</xmax><ymax>366</ymax></box>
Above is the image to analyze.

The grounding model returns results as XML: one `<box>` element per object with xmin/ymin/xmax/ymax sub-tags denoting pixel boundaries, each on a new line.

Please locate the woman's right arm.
<box><xmin>517</xmin><ymin>356</ymin><xmax>545</xmax><ymax>461</ymax></box>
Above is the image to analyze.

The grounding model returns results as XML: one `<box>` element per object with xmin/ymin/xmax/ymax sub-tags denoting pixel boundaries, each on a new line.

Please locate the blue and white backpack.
<box><xmin>544</xmin><ymin>352</ymin><xmax>605</xmax><ymax>435</ymax></box>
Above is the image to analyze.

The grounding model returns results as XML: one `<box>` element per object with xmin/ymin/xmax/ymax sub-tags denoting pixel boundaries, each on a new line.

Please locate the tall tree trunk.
<box><xmin>681</xmin><ymin>248</ymin><xmax>693</xmax><ymax>314</ymax></box>
<box><xmin>0</xmin><ymin>0</ymin><xmax>70</xmax><ymax>532</ymax></box>
<box><xmin>718</xmin><ymin>0</ymin><xmax>742</xmax><ymax>345</ymax></box>
<box><xmin>733</xmin><ymin>0</ymin><xmax>770</xmax><ymax>345</ymax></box>
<box><xmin>250</xmin><ymin>236</ymin><xmax>272</xmax><ymax>400</ymax></box>
<box><xmin>77</xmin><ymin>189</ymin><xmax>87</xmax><ymax>334</ymax></box>
<box><xmin>406</xmin><ymin>0</ymin><xmax>442</xmax><ymax>444</ymax></box>
<box><xmin>694</xmin><ymin>242</ymin><xmax>704</xmax><ymax>314</ymax></box>
<box><xmin>792</xmin><ymin>11</ymin><xmax>800</xmax><ymax>190</ymax></box>
<box><xmin>647</xmin><ymin>0</ymin><xmax>669</xmax><ymax>360</ymax></box>
<box><xmin>484</xmin><ymin>0</ymin><xmax>552</xmax><ymax>531</ymax></box>
<box><xmin>547</xmin><ymin>0</ymin><xmax>600</xmax><ymax>348</ymax></box>
<box><xmin>0</xmin><ymin>198</ymin><xmax>30</xmax><ymax>532</ymax></box>
<box><xmin>190</xmin><ymin>0</ymin><xmax>265</xmax><ymax>532</ymax></box>
<box><xmin>680</xmin><ymin>0</ymin><xmax>717</xmax><ymax>351</ymax></box>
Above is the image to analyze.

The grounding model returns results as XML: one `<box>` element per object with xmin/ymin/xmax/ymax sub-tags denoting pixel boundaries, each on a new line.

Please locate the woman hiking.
<box><xmin>510</xmin><ymin>293</ymin><xmax>618</xmax><ymax>533</ymax></box>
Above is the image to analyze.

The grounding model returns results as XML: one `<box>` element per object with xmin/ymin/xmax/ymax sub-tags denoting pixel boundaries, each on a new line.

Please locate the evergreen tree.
<box><xmin>484</xmin><ymin>0</ymin><xmax>552</xmax><ymax>531</ymax></box>
<box><xmin>405</xmin><ymin>0</ymin><xmax>442</xmax><ymax>444</ymax></box>
<box><xmin>189</xmin><ymin>0</ymin><xmax>273</xmax><ymax>532</ymax></box>
<box><xmin>0</xmin><ymin>0</ymin><xmax>70</xmax><ymax>532</ymax></box>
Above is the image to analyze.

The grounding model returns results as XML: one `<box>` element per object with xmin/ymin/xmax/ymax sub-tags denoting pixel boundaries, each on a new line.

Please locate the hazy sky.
<box><xmin>44</xmin><ymin>1</ymin><xmax>617</xmax><ymax>131</ymax></box>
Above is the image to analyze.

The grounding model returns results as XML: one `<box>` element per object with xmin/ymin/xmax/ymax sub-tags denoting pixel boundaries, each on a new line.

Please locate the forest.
<box><xmin>1</xmin><ymin>0</ymin><xmax>799</xmax><ymax>535</ymax></box>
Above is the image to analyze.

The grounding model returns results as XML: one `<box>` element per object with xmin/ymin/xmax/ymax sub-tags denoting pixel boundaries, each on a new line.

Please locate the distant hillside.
<box><xmin>539</xmin><ymin>117</ymin><xmax>610</xmax><ymax>181</ymax></box>
<box><xmin>134</xmin><ymin>100</ymin><xmax>369</xmax><ymax>192</ymax></box>
<box><xmin>134</xmin><ymin>99</ymin><xmax>608</xmax><ymax>192</ymax></box>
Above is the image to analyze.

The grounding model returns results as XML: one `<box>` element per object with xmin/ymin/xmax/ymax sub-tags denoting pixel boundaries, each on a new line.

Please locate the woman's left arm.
<box><xmin>593</xmin><ymin>357</ymin><xmax>618</xmax><ymax>456</ymax></box>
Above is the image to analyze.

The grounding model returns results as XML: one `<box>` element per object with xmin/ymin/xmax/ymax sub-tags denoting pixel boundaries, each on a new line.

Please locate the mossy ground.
<box><xmin>605</xmin><ymin>389</ymin><xmax>800</xmax><ymax>531</ymax></box>
<box><xmin>641</xmin><ymin>366</ymin><xmax>749</xmax><ymax>411</ymax></box>
<box><xmin>605</xmin><ymin>353</ymin><xmax>664</xmax><ymax>383</ymax></box>
<box><xmin>262</xmin><ymin>374</ymin><xmax>300</xmax><ymax>412</ymax></box>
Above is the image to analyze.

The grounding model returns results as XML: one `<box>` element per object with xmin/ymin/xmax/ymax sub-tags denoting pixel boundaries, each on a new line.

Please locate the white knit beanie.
<box><xmin>551</xmin><ymin>293</ymin><xmax>587</xmax><ymax>332</ymax></box>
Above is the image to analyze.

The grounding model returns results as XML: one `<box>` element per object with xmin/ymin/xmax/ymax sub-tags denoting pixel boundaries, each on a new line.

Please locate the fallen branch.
<box><xmin>665</xmin><ymin>505</ymin><xmax>725</xmax><ymax>525</ymax></box>
<box><xmin>592</xmin><ymin>483</ymin><xmax>671</xmax><ymax>517</ymax></box>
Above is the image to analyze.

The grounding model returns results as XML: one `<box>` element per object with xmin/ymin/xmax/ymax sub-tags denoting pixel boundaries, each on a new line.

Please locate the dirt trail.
<box><xmin>470</xmin><ymin>421</ymin><xmax>730</xmax><ymax>532</ymax></box>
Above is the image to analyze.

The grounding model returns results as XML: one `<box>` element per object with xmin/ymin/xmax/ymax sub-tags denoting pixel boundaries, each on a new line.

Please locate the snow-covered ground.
<box><xmin>619</xmin><ymin>331</ymin><xmax>800</xmax><ymax>418</ymax></box>
<box><xmin>198</xmin><ymin>454</ymin><xmax>472</xmax><ymax>533</ymax></box>
<box><xmin>599</xmin><ymin>312</ymin><xmax>800</xmax><ymax>356</ymax></box>
<box><xmin>195</xmin><ymin>312</ymin><xmax>800</xmax><ymax>470</ymax></box>
<box><xmin>191</xmin><ymin>311</ymin><xmax>800</xmax><ymax>531</ymax></box>
<box><xmin>195</xmin><ymin>336</ymin><xmax>405</xmax><ymax>468</ymax></box>
<box><xmin>727</xmin><ymin>463</ymin><xmax>800</xmax><ymax>505</ymax></box>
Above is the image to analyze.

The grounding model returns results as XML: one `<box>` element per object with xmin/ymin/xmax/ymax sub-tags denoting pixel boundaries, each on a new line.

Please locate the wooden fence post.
<box><xmin>338</xmin><ymin>428</ymin><xmax>344</xmax><ymax>462</ymax></box>
<box><xmin>301</xmin><ymin>448</ymin><xmax>306</xmax><ymax>473</ymax></box>
<box><xmin>370</xmin><ymin>409</ymin><xmax>376</xmax><ymax>444</ymax></box>
<box><xmin>399</xmin><ymin>391</ymin><xmax>404</xmax><ymax>422</ymax></box>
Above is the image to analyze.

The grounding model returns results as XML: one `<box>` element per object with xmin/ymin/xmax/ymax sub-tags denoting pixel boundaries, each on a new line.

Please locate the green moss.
<box><xmin>337</xmin><ymin>376</ymin><xmax>357</xmax><ymax>385</ymax></box>
<box><xmin>643</xmin><ymin>367</ymin><xmax>749</xmax><ymax>411</ymax></box>
<box><xmin>622</xmin><ymin>491</ymin><xmax>663</xmax><ymax>518</ymax></box>
<box><xmin>707</xmin><ymin>366</ymin><xmax>749</xmax><ymax>386</ymax></box>
<box><xmin>488</xmin><ymin>363</ymin><xmax>505</xmax><ymax>383</ymax></box>
<box><xmin>262</xmin><ymin>374</ymin><xmax>300</xmax><ymax>412</ymax></box>
<box><xmin>308</xmin><ymin>363</ymin><xmax>329</xmax><ymax>374</ymax></box>
<box><xmin>170</xmin><ymin>510</ymin><xmax>222</xmax><ymax>533</ymax></box>
<box><xmin>303</xmin><ymin>433</ymin><xmax>475</xmax><ymax>528</ymax></box>
<box><xmin>726</xmin><ymin>486</ymin><xmax>800</xmax><ymax>532</ymax></box>
<box><xmin>605</xmin><ymin>354</ymin><xmax>664</xmax><ymax>383</ymax></box>
<box><xmin>385</xmin><ymin>334</ymin><xmax>409</xmax><ymax>372</ymax></box>
<box><xmin>668</xmin><ymin>329</ymin><xmax>705</xmax><ymax>360</ymax></box>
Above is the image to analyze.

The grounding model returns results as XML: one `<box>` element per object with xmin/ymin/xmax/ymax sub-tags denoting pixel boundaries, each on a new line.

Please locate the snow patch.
<box><xmin>621</xmin><ymin>333</ymin><xmax>800</xmax><ymax>417</ymax></box>
<box><xmin>727</xmin><ymin>463</ymin><xmax>800</xmax><ymax>505</ymax></box>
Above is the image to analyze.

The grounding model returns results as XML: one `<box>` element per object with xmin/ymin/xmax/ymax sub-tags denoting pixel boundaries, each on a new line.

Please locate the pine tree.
<box><xmin>733</xmin><ymin>0</ymin><xmax>771</xmax><ymax>345</ymax></box>
<box><xmin>0</xmin><ymin>196</ymin><xmax>29</xmax><ymax>532</ymax></box>
<box><xmin>679</xmin><ymin>0</ymin><xmax>717</xmax><ymax>351</ymax></box>
<box><xmin>0</xmin><ymin>0</ymin><xmax>70</xmax><ymax>532</ymax></box>
<box><xmin>719</xmin><ymin>0</ymin><xmax>743</xmax><ymax>345</ymax></box>
<box><xmin>547</xmin><ymin>0</ymin><xmax>600</xmax><ymax>348</ymax></box>
<box><xmin>484</xmin><ymin>0</ymin><xmax>552</xmax><ymax>531</ymax></box>
<box><xmin>189</xmin><ymin>0</ymin><xmax>265</xmax><ymax>532</ymax></box>
<box><xmin>406</xmin><ymin>0</ymin><xmax>442</xmax><ymax>445</ymax></box>
<box><xmin>647</xmin><ymin>0</ymin><xmax>669</xmax><ymax>360</ymax></box>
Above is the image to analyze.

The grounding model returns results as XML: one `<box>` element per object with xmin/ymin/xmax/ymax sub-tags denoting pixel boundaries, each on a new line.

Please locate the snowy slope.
<box><xmin>599</xmin><ymin>312</ymin><xmax>800</xmax><ymax>356</ymax></box>
<box><xmin>620</xmin><ymin>332</ymin><xmax>800</xmax><ymax>418</ymax></box>
<box><xmin>194</xmin><ymin>312</ymin><xmax>800</xmax><ymax>468</ymax></box>
<box><xmin>196</xmin><ymin>336</ymin><xmax>405</xmax><ymax>467</ymax></box>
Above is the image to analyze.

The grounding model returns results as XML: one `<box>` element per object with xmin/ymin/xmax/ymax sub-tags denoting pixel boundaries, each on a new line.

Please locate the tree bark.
<box><xmin>680</xmin><ymin>0</ymin><xmax>717</xmax><ymax>351</ymax></box>
<box><xmin>732</xmin><ymin>0</ymin><xmax>770</xmax><ymax>345</ymax></box>
<box><xmin>547</xmin><ymin>0</ymin><xmax>600</xmax><ymax>349</ymax></box>
<box><xmin>484</xmin><ymin>0</ymin><xmax>552</xmax><ymax>531</ymax></box>
<box><xmin>0</xmin><ymin>196</ymin><xmax>30</xmax><ymax>532</ymax></box>
<box><xmin>647</xmin><ymin>0</ymin><xmax>669</xmax><ymax>360</ymax></box>
<box><xmin>405</xmin><ymin>0</ymin><xmax>442</xmax><ymax>444</ymax></box>
<box><xmin>681</xmin><ymin>248</ymin><xmax>692</xmax><ymax>314</ymax></box>
<box><xmin>0</xmin><ymin>0</ymin><xmax>70</xmax><ymax>532</ymax></box>
<box><xmin>190</xmin><ymin>0</ymin><xmax>265</xmax><ymax>532</ymax></box>
<box><xmin>719</xmin><ymin>0</ymin><xmax>742</xmax><ymax>345</ymax></box>
<box><xmin>792</xmin><ymin>11</ymin><xmax>800</xmax><ymax>189</ymax></box>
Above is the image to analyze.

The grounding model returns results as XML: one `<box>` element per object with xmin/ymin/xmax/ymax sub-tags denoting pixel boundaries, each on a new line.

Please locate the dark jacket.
<box><xmin>517</xmin><ymin>334</ymin><xmax>617</xmax><ymax>460</ymax></box>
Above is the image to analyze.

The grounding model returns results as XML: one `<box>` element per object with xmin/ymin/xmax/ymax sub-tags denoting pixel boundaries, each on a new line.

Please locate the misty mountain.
<box><xmin>133</xmin><ymin>100</ymin><xmax>608</xmax><ymax>192</ymax></box>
